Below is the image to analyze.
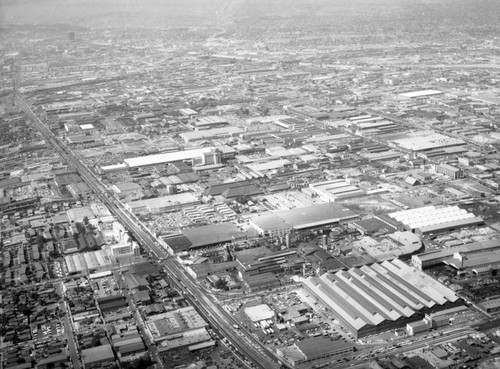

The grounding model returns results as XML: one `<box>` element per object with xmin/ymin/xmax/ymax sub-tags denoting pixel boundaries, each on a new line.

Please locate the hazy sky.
<box><xmin>1</xmin><ymin>0</ymin><xmax>498</xmax><ymax>30</ymax></box>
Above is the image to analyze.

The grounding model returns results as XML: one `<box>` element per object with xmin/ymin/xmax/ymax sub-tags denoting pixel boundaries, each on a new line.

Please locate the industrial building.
<box><xmin>303</xmin><ymin>259</ymin><xmax>461</xmax><ymax>338</ymax></box>
<box><xmin>245</xmin><ymin>159</ymin><xmax>292</xmax><ymax>176</ymax></box>
<box><xmin>354</xmin><ymin>120</ymin><xmax>400</xmax><ymax>137</ymax></box>
<box><xmin>437</xmin><ymin>163</ymin><xmax>463</xmax><ymax>179</ymax></box>
<box><xmin>145</xmin><ymin>306</ymin><xmax>208</xmax><ymax>343</ymax></box>
<box><xmin>478</xmin><ymin>298</ymin><xmax>500</xmax><ymax>314</ymax></box>
<box><xmin>390</xmin><ymin>132</ymin><xmax>466</xmax><ymax>153</ymax></box>
<box><xmin>204</xmin><ymin>180</ymin><xmax>263</xmax><ymax>199</ymax></box>
<box><xmin>65</xmin><ymin>249</ymin><xmax>114</xmax><ymax>274</ymax></box>
<box><xmin>277</xmin><ymin>337</ymin><xmax>355</xmax><ymax>368</ymax></box>
<box><xmin>160</xmin><ymin>223</ymin><xmax>246</xmax><ymax>254</ymax></box>
<box><xmin>351</xmin><ymin>217</ymin><xmax>398</xmax><ymax>235</ymax></box>
<box><xmin>387</xmin><ymin>205</ymin><xmax>483</xmax><ymax>235</ymax></box>
<box><xmin>124</xmin><ymin>193</ymin><xmax>200</xmax><ymax>215</ymax></box>
<box><xmin>111</xmin><ymin>182</ymin><xmax>143</xmax><ymax>198</ymax></box>
<box><xmin>399</xmin><ymin>89</ymin><xmax>444</xmax><ymax>99</ymax></box>
<box><xmin>179</xmin><ymin>126</ymin><xmax>243</xmax><ymax>142</ymax></box>
<box><xmin>193</xmin><ymin>116</ymin><xmax>229</xmax><ymax>130</ymax></box>
<box><xmin>123</xmin><ymin>147</ymin><xmax>221</xmax><ymax>168</ymax></box>
<box><xmin>308</xmin><ymin>179</ymin><xmax>366</xmax><ymax>202</ymax></box>
<box><xmin>244</xmin><ymin>304</ymin><xmax>275</xmax><ymax>323</ymax></box>
<box><xmin>411</xmin><ymin>239</ymin><xmax>500</xmax><ymax>270</ymax></box>
<box><xmin>250</xmin><ymin>203</ymin><xmax>359</xmax><ymax>237</ymax></box>
<box><xmin>238</xmin><ymin>250</ymin><xmax>304</xmax><ymax>291</ymax></box>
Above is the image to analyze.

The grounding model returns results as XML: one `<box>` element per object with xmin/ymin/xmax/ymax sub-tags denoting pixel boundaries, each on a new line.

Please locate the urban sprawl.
<box><xmin>2</xmin><ymin>1</ymin><xmax>500</xmax><ymax>369</ymax></box>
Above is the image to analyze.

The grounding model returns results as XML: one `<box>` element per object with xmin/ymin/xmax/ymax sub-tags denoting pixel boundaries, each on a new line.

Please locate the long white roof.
<box><xmin>389</xmin><ymin>205</ymin><xmax>481</xmax><ymax>230</ymax></box>
<box><xmin>304</xmin><ymin>259</ymin><xmax>459</xmax><ymax>332</ymax></box>
<box><xmin>124</xmin><ymin>148</ymin><xmax>215</xmax><ymax>168</ymax></box>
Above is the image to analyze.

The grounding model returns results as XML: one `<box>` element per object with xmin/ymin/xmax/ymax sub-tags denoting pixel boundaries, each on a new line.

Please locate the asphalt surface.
<box><xmin>56</xmin><ymin>282</ymin><xmax>81</xmax><ymax>369</ymax></box>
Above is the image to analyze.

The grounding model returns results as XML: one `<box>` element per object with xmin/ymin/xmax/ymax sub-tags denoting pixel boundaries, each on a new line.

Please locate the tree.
<box><xmin>18</xmin><ymin>303</ymin><xmax>32</xmax><ymax>317</ymax></box>
<box><xmin>122</xmin><ymin>355</ymin><xmax>152</xmax><ymax>369</ymax></box>
<box><xmin>235</xmin><ymin>194</ymin><xmax>250</xmax><ymax>205</ymax></box>
<box><xmin>214</xmin><ymin>278</ymin><xmax>228</xmax><ymax>290</ymax></box>
<box><xmin>49</xmin><ymin>250</ymin><xmax>60</xmax><ymax>259</ymax></box>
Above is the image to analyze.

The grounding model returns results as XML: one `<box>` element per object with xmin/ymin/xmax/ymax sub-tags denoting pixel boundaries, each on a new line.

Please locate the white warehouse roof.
<box><xmin>124</xmin><ymin>148</ymin><xmax>215</xmax><ymax>168</ymax></box>
<box><xmin>388</xmin><ymin>205</ymin><xmax>482</xmax><ymax>232</ymax></box>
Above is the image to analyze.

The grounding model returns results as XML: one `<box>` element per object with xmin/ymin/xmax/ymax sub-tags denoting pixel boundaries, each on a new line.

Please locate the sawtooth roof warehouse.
<box><xmin>303</xmin><ymin>259</ymin><xmax>462</xmax><ymax>339</ymax></box>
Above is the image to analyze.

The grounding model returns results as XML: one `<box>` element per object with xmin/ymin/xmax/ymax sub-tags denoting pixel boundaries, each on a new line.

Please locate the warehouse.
<box><xmin>303</xmin><ymin>259</ymin><xmax>461</xmax><ymax>339</ymax></box>
<box><xmin>65</xmin><ymin>250</ymin><xmax>114</xmax><ymax>274</ymax></box>
<box><xmin>160</xmin><ymin>223</ymin><xmax>246</xmax><ymax>254</ymax></box>
<box><xmin>179</xmin><ymin>126</ymin><xmax>243</xmax><ymax>142</ymax></box>
<box><xmin>387</xmin><ymin>205</ymin><xmax>483</xmax><ymax>235</ymax></box>
<box><xmin>124</xmin><ymin>147</ymin><xmax>221</xmax><ymax>168</ymax></box>
<box><xmin>146</xmin><ymin>307</ymin><xmax>208</xmax><ymax>343</ymax></box>
<box><xmin>250</xmin><ymin>203</ymin><xmax>358</xmax><ymax>237</ymax></box>
<box><xmin>245</xmin><ymin>159</ymin><xmax>292</xmax><ymax>175</ymax></box>
<box><xmin>244</xmin><ymin>304</ymin><xmax>275</xmax><ymax>323</ymax></box>
<box><xmin>125</xmin><ymin>193</ymin><xmax>200</xmax><ymax>214</ymax></box>
<box><xmin>193</xmin><ymin>116</ymin><xmax>229</xmax><ymax>130</ymax></box>
<box><xmin>390</xmin><ymin>132</ymin><xmax>465</xmax><ymax>153</ymax></box>
<box><xmin>412</xmin><ymin>239</ymin><xmax>500</xmax><ymax>270</ymax></box>
<box><xmin>308</xmin><ymin>179</ymin><xmax>366</xmax><ymax>202</ymax></box>
<box><xmin>399</xmin><ymin>89</ymin><xmax>443</xmax><ymax>99</ymax></box>
<box><xmin>277</xmin><ymin>337</ymin><xmax>355</xmax><ymax>368</ymax></box>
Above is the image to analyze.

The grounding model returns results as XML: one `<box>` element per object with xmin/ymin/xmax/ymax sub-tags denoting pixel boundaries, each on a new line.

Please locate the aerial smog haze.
<box><xmin>1</xmin><ymin>1</ymin><xmax>500</xmax><ymax>369</ymax></box>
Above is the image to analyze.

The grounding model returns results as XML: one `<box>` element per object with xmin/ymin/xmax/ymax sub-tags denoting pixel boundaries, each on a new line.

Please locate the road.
<box><xmin>331</xmin><ymin>327</ymin><xmax>477</xmax><ymax>369</ymax></box>
<box><xmin>56</xmin><ymin>282</ymin><xmax>81</xmax><ymax>369</ymax></box>
<box><xmin>113</xmin><ymin>270</ymin><xmax>163</xmax><ymax>367</ymax></box>
<box><xmin>16</xmin><ymin>96</ymin><xmax>287</xmax><ymax>369</ymax></box>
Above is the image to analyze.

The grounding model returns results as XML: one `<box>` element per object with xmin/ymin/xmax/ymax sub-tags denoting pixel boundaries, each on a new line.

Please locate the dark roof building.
<box><xmin>277</xmin><ymin>337</ymin><xmax>355</xmax><ymax>367</ymax></box>
<box><xmin>161</xmin><ymin>223</ymin><xmax>245</xmax><ymax>254</ymax></box>
<box><xmin>205</xmin><ymin>180</ymin><xmax>263</xmax><ymax>199</ymax></box>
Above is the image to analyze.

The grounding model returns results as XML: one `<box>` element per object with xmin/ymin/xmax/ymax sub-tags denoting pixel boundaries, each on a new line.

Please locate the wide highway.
<box><xmin>16</xmin><ymin>96</ymin><xmax>288</xmax><ymax>369</ymax></box>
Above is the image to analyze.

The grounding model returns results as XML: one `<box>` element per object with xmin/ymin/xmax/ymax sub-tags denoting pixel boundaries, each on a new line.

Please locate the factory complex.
<box><xmin>388</xmin><ymin>205</ymin><xmax>484</xmax><ymax>235</ymax></box>
<box><xmin>250</xmin><ymin>203</ymin><xmax>359</xmax><ymax>237</ymax></box>
<box><xmin>303</xmin><ymin>259</ymin><xmax>461</xmax><ymax>338</ymax></box>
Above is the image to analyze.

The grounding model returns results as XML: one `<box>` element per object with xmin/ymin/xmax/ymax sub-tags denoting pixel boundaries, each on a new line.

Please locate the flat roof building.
<box><xmin>277</xmin><ymin>337</ymin><xmax>355</xmax><ymax>368</ymax></box>
<box><xmin>194</xmin><ymin>116</ymin><xmax>229</xmax><ymax>130</ymax></box>
<box><xmin>308</xmin><ymin>179</ymin><xmax>366</xmax><ymax>202</ymax></box>
<box><xmin>390</xmin><ymin>132</ymin><xmax>466</xmax><ymax>153</ymax></box>
<box><xmin>146</xmin><ymin>306</ymin><xmax>208</xmax><ymax>342</ymax></box>
<box><xmin>412</xmin><ymin>239</ymin><xmax>500</xmax><ymax>270</ymax></box>
<box><xmin>179</xmin><ymin>126</ymin><xmax>243</xmax><ymax>142</ymax></box>
<box><xmin>244</xmin><ymin>304</ymin><xmax>275</xmax><ymax>322</ymax></box>
<box><xmin>125</xmin><ymin>193</ymin><xmax>200</xmax><ymax>215</ymax></box>
<box><xmin>81</xmin><ymin>344</ymin><xmax>115</xmax><ymax>366</ymax></box>
<box><xmin>251</xmin><ymin>203</ymin><xmax>358</xmax><ymax>237</ymax></box>
<box><xmin>124</xmin><ymin>148</ymin><xmax>220</xmax><ymax>168</ymax></box>
<box><xmin>399</xmin><ymin>90</ymin><xmax>444</xmax><ymax>99</ymax></box>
